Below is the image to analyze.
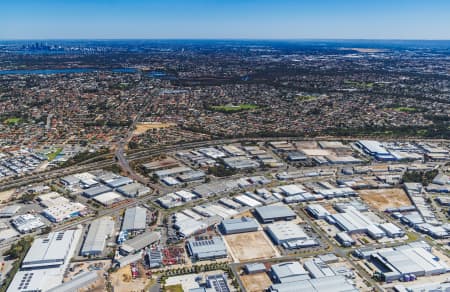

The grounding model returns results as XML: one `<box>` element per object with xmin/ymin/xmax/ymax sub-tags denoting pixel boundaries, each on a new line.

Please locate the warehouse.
<box><xmin>266</xmin><ymin>222</ymin><xmax>318</xmax><ymax>249</ymax></box>
<box><xmin>8</xmin><ymin>229</ymin><xmax>82</xmax><ymax>292</ymax></box>
<box><xmin>174</xmin><ymin>212</ymin><xmax>207</xmax><ymax>237</ymax></box>
<box><xmin>233</xmin><ymin>194</ymin><xmax>262</xmax><ymax>207</ymax></box>
<box><xmin>369</xmin><ymin>245</ymin><xmax>448</xmax><ymax>282</ymax></box>
<box><xmin>11</xmin><ymin>214</ymin><xmax>46</xmax><ymax>233</ymax></box>
<box><xmin>331</xmin><ymin>206</ymin><xmax>385</xmax><ymax>239</ymax></box>
<box><xmin>0</xmin><ymin>205</ymin><xmax>21</xmax><ymax>218</ymax></box>
<box><xmin>379</xmin><ymin>223</ymin><xmax>405</xmax><ymax>238</ymax></box>
<box><xmin>271</xmin><ymin>261</ymin><xmax>310</xmax><ymax>283</ymax></box>
<box><xmin>356</xmin><ymin>140</ymin><xmax>396</xmax><ymax>161</ymax></box>
<box><xmin>22</xmin><ymin>229</ymin><xmax>82</xmax><ymax>269</ymax></box>
<box><xmin>83</xmin><ymin>185</ymin><xmax>112</xmax><ymax>198</ymax></box>
<box><xmin>119</xmin><ymin>231</ymin><xmax>161</xmax><ymax>254</ymax></box>
<box><xmin>121</xmin><ymin>206</ymin><xmax>147</xmax><ymax>232</ymax></box>
<box><xmin>222</xmin><ymin>145</ymin><xmax>246</xmax><ymax>156</ymax></box>
<box><xmin>220</xmin><ymin>217</ymin><xmax>259</xmax><ymax>234</ymax></box>
<box><xmin>223</xmin><ymin>156</ymin><xmax>259</xmax><ymax>170</ymax></box>
<box><xmin>47</xmin><ymin>271</ymin><xmax>98</xmax><ymax>292</ymax></box>
<box><xmin>335</xmin><ymin>232</ymin><xmax>355</xmax><ymax>247</ymax></box>
<box><xmin>42</xmin><ymin>200</ymin><xmax>87</xmax><ymax>223</ymax></box>
<box><xmin>279</xmin><ymin>184</ymin><xmax>306</xmax><ymax>196</ymax></box>
<box><xmin>178</xmin><ymin>170</ymin><xmax>206</xmax><ymax>182</ymax></box>
<box><xmin>306</xmin><ymin>204</ymin><xmax>330</xmax><ymax>219</ymax></box>
<box><xmin>105</xmin><ymin>176</ymin><xmax>133</xmax><ymax>188</ymax></box>
<box><xmin>269</xmin><ymin>275</ymin><xmax>358</xmax><ymax>292</ymax></box>
<box><xmin>117</xmin><ymin>182</ymin><xmax>151</xmax><ymax>197</ymax></box>
<box><xmin>81</xmin><ymin>216</ymin><xmax>115</xmax><ymax>256</ymax></box>
<box><xmin>254</xmin><ymin>205</ymin><xmax>297</xmax><ymax>223</ymax></box>
<box><xmin>93</xmin><ymin>191</ymin><xmax>125</xmax><ymax>206</ymax></box>
<box><xmin>154</xmin><ymin>166</ymin><xmax>192</xmax><ymax>178</ymax></box>
<box><xmin>186</xmin><ymin>236</ymin><xmax>228</xmax><ymax>261</ymax></box>
<box><xmin>304</xmin><ymin>259</ymin><xmax>336</xmax><ymax>279</ymax></box>
<box><xmin>198</xmin><ymin>147</ymin><xmax>227</xmax><ymax>159</ymax></box>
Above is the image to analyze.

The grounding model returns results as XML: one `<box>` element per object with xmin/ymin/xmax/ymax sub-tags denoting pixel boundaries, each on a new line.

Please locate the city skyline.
<box><xmin>2</xmin><ymin>0</ymin><xmax>450</xmax><ymax>40</ymax></box>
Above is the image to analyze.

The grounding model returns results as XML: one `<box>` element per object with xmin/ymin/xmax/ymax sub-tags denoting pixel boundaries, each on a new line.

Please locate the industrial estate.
<box><xmin>0</xmin><ymin>40</ymin><xmax>449</xmax><ymax>292</ymax></box>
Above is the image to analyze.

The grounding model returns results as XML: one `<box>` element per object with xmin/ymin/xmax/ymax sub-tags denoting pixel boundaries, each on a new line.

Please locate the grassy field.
<box><xmin>164</xmin><ymin>284</ymin><xmax>183</xmax><ymax>292</ymax></box>
<box><xmin>209</xmin><ymin>104</ymin><xmax>259</xmax><ymax>113</ymax></box>
<box><xmin>47</xmin><ymin>148</ymin><xmax>63</xmax><ymax>161</ymax></box>
<box><xmin>3</xmin><ymin>117</ymin><xmax>22</xmax><ymax>125</ymax></box>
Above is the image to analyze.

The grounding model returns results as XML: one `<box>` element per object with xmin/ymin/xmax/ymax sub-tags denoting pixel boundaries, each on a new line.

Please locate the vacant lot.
<box><xmin>109</xmin><ymin>265</ymin><xmax>149</xmax><ymax>292</ymax></box>
<box><xmin>241</xmin><ymin>272</ymin><xmax>272</xmax><ymax>292</ymax></box>
<box><xmin>359</xmin><ymin>188</ymin><xmax>412</xmax><ymax>211</ymax></box>
<box><xmin>133</xmin><ymin>122</ymin><xmax>175</xmax><ymax>135</ymax></box>
<box><xmin>224</xmin><ymin>231</ymin><xmax>278</xmax><ymax>262</ymax></box>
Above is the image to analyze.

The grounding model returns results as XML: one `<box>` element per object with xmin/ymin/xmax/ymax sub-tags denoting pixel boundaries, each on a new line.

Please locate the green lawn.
<box><xmin>209</xmin><ymin>104</ymin><xmax>259</xmax><ymax>113</ymax></box>
<box><xmin>47</xmin><ymin>148</ymin><xmax>63</xmax><ymax>161</ymax></box>
<box><xmin>3</xmin><ymin>117</ymin><xmax>22</xmax><ymax>125</ymax></box>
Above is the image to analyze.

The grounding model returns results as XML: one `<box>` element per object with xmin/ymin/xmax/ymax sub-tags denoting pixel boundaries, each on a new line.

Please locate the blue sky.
<box><xmin>1</xmin><ymin>0</ymin><xmax>450</xmax><ymax>39</ymax></box>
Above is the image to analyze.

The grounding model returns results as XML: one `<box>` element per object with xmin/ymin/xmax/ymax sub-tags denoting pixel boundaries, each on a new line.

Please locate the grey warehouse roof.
<box><xmin>255</xmin><ymin>205</ymin><xmax>296</xmax><ymax>221</ymax></box>
<box><xmin>121</xmin><ymin>206</ymin><xmax>146</xmax><ymax>231</ymax></box>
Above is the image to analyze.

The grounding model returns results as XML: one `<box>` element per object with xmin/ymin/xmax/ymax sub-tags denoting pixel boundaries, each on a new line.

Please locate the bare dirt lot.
<box><xmin>109</xmin><ymin>265</ymin><xmax>150</xmax><ymax>292</ymax></box>
<box><xmin>224</xmin><ymin>231</ymin><xmax>278</xmax><ymax>262</ymax></box>
<box><xmin>240</xmin><ymin>272</ymin><xmax>272</xmax><ymax>292</ymax></box>
<box><xmin>358</xmin><ymin>188</ymin><xmax>412</xmax><ymax>211</ymax></box>
<box><xmin>133</xmin><ymin>122</ymin><xmax>176</xmax><ymax>135</ymax></box>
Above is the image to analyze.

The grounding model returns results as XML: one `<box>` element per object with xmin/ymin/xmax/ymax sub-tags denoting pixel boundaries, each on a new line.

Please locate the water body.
<box><xmin>0</xmin><ymin>68</ymin><xmax>138</xmax><ymax>75</ymax></box>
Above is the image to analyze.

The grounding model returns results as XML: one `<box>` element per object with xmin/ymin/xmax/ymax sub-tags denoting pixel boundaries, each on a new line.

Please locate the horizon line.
<box><xmin>1</xmin><ymin>37</ymin><xmax>450</xmax><ymax>42</ymax></box>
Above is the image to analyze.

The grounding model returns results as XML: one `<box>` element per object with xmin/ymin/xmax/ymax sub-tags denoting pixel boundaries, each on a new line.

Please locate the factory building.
<box><xmin>11</xmin><ymin>214</ymin><xmax>46</xmax><ymax>233</ymax></box>
<box><xmin>186</xmin><ymin>236</ymin><xmax>227</xmax><ymax>261</ymax></box>
<box><xmin>306</xmin><ymin>204</ymin><xmax>330</xmax><ymax>219</ymax></box>
<box><xmin>220</xmin><ymin>217</ymin><xmax>259</xmax><ymax>234</ymax></box>
<box><xmin>356</xmin><ymin>140</ymin><xmax>396</xmax><ymax>161</ymax></box>
<box><xmin>0</xmin><ymin>205</ymin><xmax>21</xmax><ymax>218</ymax></box>
<box><xmin>80</xmin><ymin>217</ymin><xmax>115</xmax><ymax>256</ymax></box>
<box><xmin>119</xmin><ymin>231</ymin><xmax>161</xmax><ymax>254</ymax></box>
<box><xmin>266</xmin><ymin>222</ymin><xmax>318</xmax><ymax>249</ymax></box>
<box><xmin>368</xmin><ymin>245</ymin><xmax>448</xmax><ymax>282</ymax></box>
<box><xmin>269</xmin><ymin>275</ymin><xmax>358</xmax><ymax>292</ymax></box>
<box><xmin>379</xmin><ymin>223</ymin><xmax>405</xmax><ymax>238</ymax></box>
<box><xmin>270</xmin><ymin>261</ymin><xmax>310</xmax><ymax>283</ymax></box>
<box><xmin>331</xmin><ymin>206</ymin><xmax>385</xmax><ymax>239</ymax></box>
<box><xmin>121</xmin><ymin>206</ymin><xmax>147</xmax><ymax>232</ymax></box>
<box><xmin>254</xmin><ymin>205</ymin><xmax>297</xmax><ymax>223</ymax></box>
<box><xmin>83</xmin><ymin>185</ymin><xmax>112</xmax><ymax>198</ymax></box>
<box><xmin>47</xmin><ymin>271</ymin><xmax>98</xmax><ymax>292</ymax></box>
<box><xmin>8</xmin><ymin>229</ymin><xmax>82</xmax><ymax>292</ymax></box>
<box><xmin>117</xmin><ymin>182</ymin><xmax>151</xmax><ymax>198</ymax></box>
<box><xmin>335</xmin><ymin>232</ymin><xmax>355</xmax><ymax>247</ymax></box>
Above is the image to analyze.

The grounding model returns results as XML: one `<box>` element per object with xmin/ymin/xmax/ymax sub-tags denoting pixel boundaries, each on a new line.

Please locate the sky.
<box><xmin>1</xmin><ymin>0</ymin><xmax>450</xmax><ymax>40</ymax></box>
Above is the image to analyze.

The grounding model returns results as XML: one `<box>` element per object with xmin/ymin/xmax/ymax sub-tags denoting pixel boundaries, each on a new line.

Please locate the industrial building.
<box><xmin>244</xmin><ymin>263</ymin><xmax>266</xmax><ymax>274</ymax></box>
<box><xmin>356</xmin><ymin>140</ymin><xmax>396</xmax><ymax>161</ymax></box>
<box><xmin>187</xmin><ymin>236</ymin><xmax>227</xmax><ymax>261</ymax></box>
<box><xmin>306</xmin><ymin>204</ymin><xmax>330</xmax><ymax>219</ymax></box>
<box><xmin>254</xmin><ymin>205</ymin><xmax>297</xmax><ymax>223</ymax></box>
<box><xmin>93</xmin><ymin>191</ymin><xmax>125</xmax><ymax>206</ymax></box>
<box><xmin>0</xmin><ymin>205</ymin><xmax>21</xmax><ymax>218</ymax></box>
<box><xmin>104</xmin><ymin>176</ymin><xmax>133</xmax><ymax>188</ymax></box>
<box><xmin>11</xmin><ymin>214</ymin><xmax>45</xmax><ymax>233</ymax></box>
<box><xmin>117</xmin><ymin>182</ymin><xmax>151</xmax><ymax>197</ymax></box>
<box><xmin>47</xmin><ymin>271</ymin><xmax>98</xmax><ymax>292</ymax></box>
<box><xmin>220</xmin><ymin>217</ymin><xmax>259</xmax><ymax>234</ymax></box>
<box><xmin>80</xmin><ymin>216</ymin><xmax>115</xmax><ymax>256</ymax></box>
<box><xmin>331</xmin><ymin>206</ymin><xmax>386</xmax><ymax>239</ymax></box>
<box><xmin>119</xmin><ymin>231</ymin><xmax>161</xmax><ymax>254</ymax></box>
<box><xmin>367</xmin><ymin>244</ymin><xmax>448</xmax><ymax>282</ymax></box>
<box><xmin>335</xmin><ymin>232</ymin><xmax>355</xmax><ymax>247</ymax></box>
<box><xmin>223</xmin><ymin>156</ymin><xmax>259</xmax><ymax>170</ymax></box>
<box><xmin>8</xmin><ymin>229</ymin><xmax>82</xmax><ymax>292</ymax></box>
<box><xmin>266</xmin><ymin>222</ymin><xmax>318</xmax><ymax>249</ymax></box>
<box><xmin>42</xmin><ymin>200</ymin><xmax>87</xmax><ymax>223</ymax></box>
<box><xmin>83</xmin><ymin>185</ymin><xmax>112</xmax><ymax>198</ymax></box>
<box><xmin>121</xmin><ymin>206</ymin><xmax>147</xmax><ymax>232</ymax></box>
<box><xmin>271</xmin><ymin>261</ymin><xmax>310</xmax><ymax>283</ymax></box>
<box><xmin>379</xmin><ymin>223</ymin><xmax>405</xmax><ymax>238</ymax></box>
<box><xmin>269</xmin><ymin>275</ymin><xmax>358</xmax><ymax>292</ymax></box>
